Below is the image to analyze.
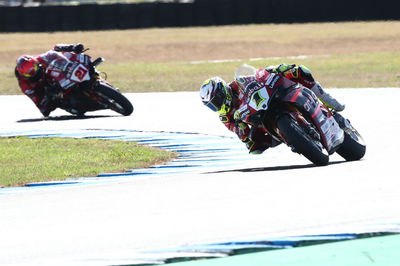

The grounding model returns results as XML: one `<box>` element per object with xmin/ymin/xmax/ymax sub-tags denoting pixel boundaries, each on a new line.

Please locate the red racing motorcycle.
<box><xmin>47</xmin><ymin>57</ymin><xmax>133</xmax><ymax>117</ymax></box>
<box><xmin>234</xmin><ymin>65</ymin><xmax>366</xmax><ymax>166</ymax></box>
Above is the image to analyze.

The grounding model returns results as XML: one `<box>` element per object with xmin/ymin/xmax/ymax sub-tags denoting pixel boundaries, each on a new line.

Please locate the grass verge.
<box><xmin>2</xmin><ymin>52</ymin><xmax>398</xmax><ymax>93</ymax></box>
<box><xmin>98</xmin><ymin>51</ymin><xmax>400</xmax><ymax>92</ymax></box>
<box><xmin>1</xmin><ymin>21</ymin><xmax>399</xmax><ymax>94</ymax></box>
<box><xmin>0</xmin><ymin>137</ymin><xmax>176</xmax><ymax>187</ymax></box>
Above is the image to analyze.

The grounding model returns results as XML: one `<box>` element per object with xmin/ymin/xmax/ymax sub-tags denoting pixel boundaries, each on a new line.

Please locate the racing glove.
<box><xmin>54</xmin><ymin>43</ymin><xmax>85</xmax><ymax>54</ymax></box>
<box><xmin>242</xmin><ymin>137</ymin><xmax>272</xmax><ymax>155</ymax></box>
<box><xmin>242</xmin><ymin>137</ymin><xmax>255</xmax><ymax>150</ymax></box>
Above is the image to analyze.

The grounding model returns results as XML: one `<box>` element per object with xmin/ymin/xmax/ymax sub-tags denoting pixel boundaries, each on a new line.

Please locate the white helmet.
<box><xmin>200</xmin><ymin>77</ymin><xmax>232</xmax><ymax>113</ymax></box>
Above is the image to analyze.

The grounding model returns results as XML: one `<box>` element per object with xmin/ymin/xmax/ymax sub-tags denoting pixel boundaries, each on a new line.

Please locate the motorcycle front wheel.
<box><xmin>94</xmin><ymin>82</ymin><xmax>133</xmax><ymax>116</ymax></box>
<box><xmin>277</xmin><ymin>114</ymin><xmax>329</xmax><ymax>166</ymax></box>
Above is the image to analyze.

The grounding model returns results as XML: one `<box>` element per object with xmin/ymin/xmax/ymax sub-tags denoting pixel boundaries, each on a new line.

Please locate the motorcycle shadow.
<box><xmin>207</xmin><ymin>161</ymin><xmax>345</xmax><ymax>174</ymax></box>
<box><xmin>17</xmin><ymin>115</ymin><xmax>118</xmax><ymax>123</ymax></box>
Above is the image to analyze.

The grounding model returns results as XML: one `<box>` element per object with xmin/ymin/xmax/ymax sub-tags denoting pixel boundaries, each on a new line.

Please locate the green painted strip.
<box><xmin>169</xmin><ymin>234</ymin><xmax>400</xmax><ymax>266</ymax></box>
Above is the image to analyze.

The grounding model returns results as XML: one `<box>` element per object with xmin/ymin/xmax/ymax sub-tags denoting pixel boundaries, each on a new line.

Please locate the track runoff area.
<box><xmin>1</xmin><ymin>88</ymin><xmax>399</xmax><ymax>266</ymax></box>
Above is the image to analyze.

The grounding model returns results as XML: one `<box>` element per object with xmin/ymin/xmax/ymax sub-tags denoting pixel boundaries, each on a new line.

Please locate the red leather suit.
<box><xmin>15</xmin><ymin>48</ymin><xmax>91</xmax><ymax>115</ymax></box>
<box><xmin>219</xmin><ymin>64</ymin><xmax>318</xmax><ymax>152</ymax></box>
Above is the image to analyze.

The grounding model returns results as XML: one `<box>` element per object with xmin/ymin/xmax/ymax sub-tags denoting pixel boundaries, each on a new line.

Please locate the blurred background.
<box><xmin>0</xmin><ymin>0</ymin><xmax>398</xmax><ymax>32</ymax></box>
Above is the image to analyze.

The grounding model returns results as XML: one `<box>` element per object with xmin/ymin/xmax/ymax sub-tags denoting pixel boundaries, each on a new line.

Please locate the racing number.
<box><xmin>250</xmin><ymin>88</ymin><xmax>270</xmax><ymax>111</ymax></box>
<box><xmin>252</xmin><ymin>91</ymin><xmax>266</xmax><ymax>109</ymax></box>
<box><xmin>73</xmin><ymin>66</ymin><xmax>88</xmax><ymax>81</ymax></box>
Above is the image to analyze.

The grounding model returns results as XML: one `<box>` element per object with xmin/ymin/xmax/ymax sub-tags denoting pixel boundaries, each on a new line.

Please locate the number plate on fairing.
<box><xmin>249</xmin><ymin>88</ymin><xmax>270</xmax><ymax>111</ymax></box>
<box><xmin>70</xmin><ymin>64</ymin><xmax>90</xmax><ymax>83</ymax></box>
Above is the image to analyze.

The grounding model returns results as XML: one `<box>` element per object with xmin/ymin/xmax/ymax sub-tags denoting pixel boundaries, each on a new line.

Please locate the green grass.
<box><xmin>97</xmin><ymin>51</ymin><xmax>400</xmax><ymax>92</ymax></box>
<box><xmin>3</xmin><ymin>50</ymin><xmax>399</xmax><ymax>94</ymax></box>
<box><xmin>0</xmin><ymin>137</ymin><xmax>176</xmax><ymax>187</ymax></box>
<box><xmin>3</xmin><ymin>51</ymin><xmax>399</xmax><ymax>94</ymax></box>
<box><xmin>1</xmin><ymin>21</ymin><xmax>399</xmax><ymax>94</ymax></box>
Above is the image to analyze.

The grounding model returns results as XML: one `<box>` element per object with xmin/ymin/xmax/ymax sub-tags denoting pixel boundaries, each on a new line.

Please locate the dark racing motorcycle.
<box><xmin>47</xmin><ymin>57</ymin><xmax>133</xmax><ymax>117</ymax></box>
<box><xmin>234</xmin><ymin>65</ymin><xmax>366</xmax><ymax>166</ymax></box>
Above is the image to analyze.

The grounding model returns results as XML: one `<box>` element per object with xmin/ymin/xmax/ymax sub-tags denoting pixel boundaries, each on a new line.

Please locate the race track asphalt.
<box><xmin>0</xmin><ymin>88</ymin><xmax>399</xmax><ymax>266</ymax></box>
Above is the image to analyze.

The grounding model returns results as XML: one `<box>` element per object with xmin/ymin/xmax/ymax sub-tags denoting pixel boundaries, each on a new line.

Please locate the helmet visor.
<box><xmin>18</xmin><ymin>61</ymin><xmax>39</xmax><ymax>79</ymax></box>
<box><xmin>205</xmin><ymin>92</ymin><xmax>225</xmax><ymax>112</ymax></box>
<box><xmin>23</xmin><ymin>64</ymin><xmax>38</xmax><ymax>78</ymax></box>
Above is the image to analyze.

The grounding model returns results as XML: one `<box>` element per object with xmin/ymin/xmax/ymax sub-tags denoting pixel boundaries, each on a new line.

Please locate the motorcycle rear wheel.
<box><xmin>333</xmin><ymin>113</ymin><xmax>366</xmax><ymax>161</ymax></box>
<box><xmin>95</xmin><ymin>82</ymin><xmax>133</xmax><ymax>116</ymax></box>
<box><xmin>277</xmin><ymin>114</ymin><xmax>329</xmax><ymax>166</ymax></box>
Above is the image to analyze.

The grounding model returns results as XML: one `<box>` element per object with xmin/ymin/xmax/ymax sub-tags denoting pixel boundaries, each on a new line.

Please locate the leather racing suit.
<box><xmin>15</xmin><ymin>44</ymin><xmax>91</xmax><ymax>116</ymax></box>
<box><xmin>219</xmin><ymin>64</ymin><xmax>344</xmax><ymax>154</ymax></box>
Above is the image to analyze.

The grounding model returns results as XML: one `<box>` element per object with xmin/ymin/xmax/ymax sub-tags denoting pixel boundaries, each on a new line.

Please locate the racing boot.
<box><xmin>243</xmin><ymin>137</ymin><xmax>268</xmax><ymax>155</ymax></box>
<box><xmin>311</xmin><ymin>82</ymin><xmax>345</xmax><ymax>111</ymax></box>
<box><xmin>247</xmin><ymin>128</ymin><xmax>281</xmax><ymax>155</ymax></box>
<box><xmin>249</xmin><ymin>141</ymin><xmax>269</xmax><ymax>155</ymax></box>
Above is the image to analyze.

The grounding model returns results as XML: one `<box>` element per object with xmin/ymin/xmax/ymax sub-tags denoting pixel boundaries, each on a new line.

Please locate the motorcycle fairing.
<box><xmin>282</xmin><ymin>85</ymin><xmax>344</xmax><ymax>154</ymax></box>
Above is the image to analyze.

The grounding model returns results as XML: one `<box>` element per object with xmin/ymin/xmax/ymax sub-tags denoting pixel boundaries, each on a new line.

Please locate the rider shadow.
<box><xmin>206</xmin><ymin>160</ymin><xmax>345</xmax><ymax>174</ymax></box>
<box><xmin>17</xmin><ymin>115</ymin><xmax>117</xmax><ymax>123</ymax></box>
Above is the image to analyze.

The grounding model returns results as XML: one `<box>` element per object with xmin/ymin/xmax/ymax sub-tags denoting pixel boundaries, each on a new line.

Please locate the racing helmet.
<box><xmin>15</xmin><ymin>55</ymin><xmax>44</xmax><ymax>82</ymax></box>
<box><xmin>199</xmin><ymin>77</ymin><xmax>232</xmax><ymax>114</ymax></box>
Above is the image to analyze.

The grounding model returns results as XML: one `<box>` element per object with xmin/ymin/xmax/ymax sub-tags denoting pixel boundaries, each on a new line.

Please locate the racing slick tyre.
<box><xmin>277</xmin><ymin>114</ymin><xmax>329</xmax><ymax>166</ymax></box>
<box><xmin>336</xmin><ymin>131</ymin><xmax>366</xmax><ymax>161</ymax></box>
<box><xmin>95</xmin><ymin>82</ymin><xmax>133</xmax><ymax>116</ymax></box>
<box><xmin>333</xmin><ymin>113</ymin><xmax>366</xmax><ymax>161</ymax></box>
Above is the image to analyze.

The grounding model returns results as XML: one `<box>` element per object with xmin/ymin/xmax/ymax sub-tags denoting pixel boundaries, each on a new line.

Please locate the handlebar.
<box><xmin>92</xmin><ymin>57</ymin><xmax>105</xmax><ymax>67</ymax></box>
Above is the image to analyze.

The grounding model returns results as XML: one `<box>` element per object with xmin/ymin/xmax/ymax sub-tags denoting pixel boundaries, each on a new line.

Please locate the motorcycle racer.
<box><xmin>199</xmin><ymin>64</ymin><xmax>345</xmax><ymax>154</ymax></box>
<box><xmin>15</xmin><ymin>43</ymin><xmax>91</xmax><ymax>117</ymax></box>
<box><xmin>266</xmin><ymin>63</ymin><xmax>345</xmax><ymax>111</ymax></box>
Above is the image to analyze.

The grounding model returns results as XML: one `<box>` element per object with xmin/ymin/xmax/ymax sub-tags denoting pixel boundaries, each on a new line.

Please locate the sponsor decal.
<box><xmin>236</xmin><ymin>105</ymin><xmax>250</xmax><ymax>121</ymax></box>
<box><xmin>320</xmin><ymin>116</ymin><xmax>343</xmax><ymax>149</ymax></box>
<box><xmin>246</xmin><ymin>86</ymin><xmax>270</xmax><ymax>112</ymax></box>
<box><xmin>240</xmin><ymin>109</ymin><xmax>250</xmax><ymax>121</ymax></box>
<box><xmin>303</xmin><ymin>100</ymin><xmax>312</xmax><ymax>112</ymax></box>
<box><xmin>60</xmin><ymin>78</ymin><xmax>74</xmax><ymax>89</ymax></box>
<box><xmin>73</xmin><ymin>66</ymin><xmax>88</xmax><ymax>80</ymax></box>
<box><xmin>252</xmin><ymin>90</ymin><xmax>268</xmax><ymax>110</ymax></box>
<box><xmin>265</xmin><ymin>73</ymin><xmax>280</xmax><ymax>89</ymax></box>
<box><xmin>70</xmin><ymin>64</ymin><xmax>89</xmax><ymax>82</ymax></box>
<box><xmin>50</xmin><ymin>71</ymin><xmax>60</xmax><ymax>78</ymax></box>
